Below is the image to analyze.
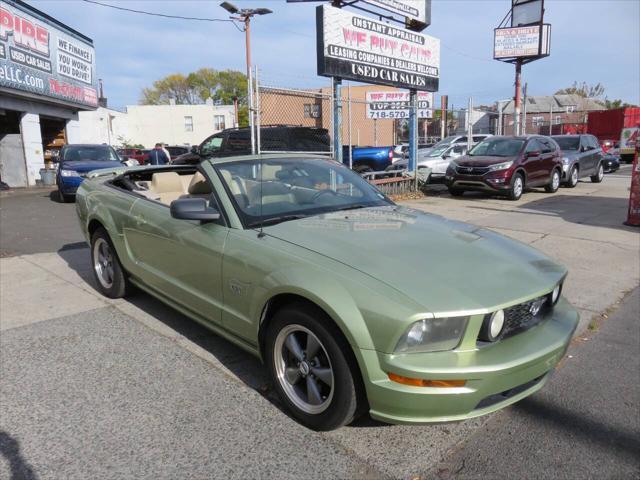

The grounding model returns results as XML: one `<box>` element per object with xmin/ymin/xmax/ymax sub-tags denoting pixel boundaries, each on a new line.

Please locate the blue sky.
<box><xmin>31</xmin><ymin>0</ymin><xmax>640</xmax><ymax>110</ymax></box>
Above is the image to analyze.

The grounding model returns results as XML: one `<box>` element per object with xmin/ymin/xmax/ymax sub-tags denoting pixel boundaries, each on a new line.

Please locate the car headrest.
<box><xmin>188</xmin><ymin>172</ymin><xmax>211</xmax><ymax>195</ymax></box>
<box><xmin>151</xmin><ymin>172</ymin><xmax>183</xmax><ymax>193</ymax></box>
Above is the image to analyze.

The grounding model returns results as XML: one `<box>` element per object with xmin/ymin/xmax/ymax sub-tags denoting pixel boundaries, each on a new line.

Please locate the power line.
<box><xmin>81</xmin><ymin>0</ymin><xmax>244</xmax><ymax>31</ymax></box>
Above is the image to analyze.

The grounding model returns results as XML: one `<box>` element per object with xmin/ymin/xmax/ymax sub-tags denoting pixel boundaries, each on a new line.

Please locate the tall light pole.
<box><xmin>220</xmin><ymin>2</ymin><xmax>272</xmax><ymax>153</ymax></box>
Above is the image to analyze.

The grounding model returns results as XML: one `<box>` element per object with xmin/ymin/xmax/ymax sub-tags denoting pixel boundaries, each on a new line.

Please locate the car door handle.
<box><xmin>134</xmin><ymin>215</ymin><xmax>147</xmax><ymax>225</ymax></box>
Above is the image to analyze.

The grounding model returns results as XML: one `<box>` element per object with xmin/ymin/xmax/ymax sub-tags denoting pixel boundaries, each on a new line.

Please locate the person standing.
<box><xmin>148</xmin><ymin>143</ymin><xmax>169</xmax><ymax>165</ymax></box>
<box><xmin>161</xmin><ymin>143</ymin><xmax>172</xmax><ymax>163</ymax></box>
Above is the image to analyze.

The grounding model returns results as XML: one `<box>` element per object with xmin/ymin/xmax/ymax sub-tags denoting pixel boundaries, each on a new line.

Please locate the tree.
<box><xmin>555</xmin><ymin>81</ymin><xmax>605</xmax><ymax>98</ymax></box>
<box><xmin>603</xmin><ymin>98</ymin><xmax>634</xmax><ymax>109</ymax></box>
<box><xmin>140</xmin><ymin>68</ymin><xmax>246</xmax><ymax>106</ymax></box>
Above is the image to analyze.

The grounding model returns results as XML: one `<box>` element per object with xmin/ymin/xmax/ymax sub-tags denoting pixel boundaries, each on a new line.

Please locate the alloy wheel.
<box><xmin>597</xmin><ymin>165</ymin><xmax>604</xmax><ymax>181</ymax></box>
<box><xmin>513</xmin><ymin>176</ymin><xmax>523</xmax><ymax>198</ymax></box>
<box><xmin>571</xmin><ymin>167</ymin><xmax>578</xmax><ymax>185</ymax></box>
<box><xmin>93</xmin><ymin>237</ymin><xmax>114</xmax><ymax>289</ymax></box>
<box><xmin>273</xmin><ymin>324</ymin><xmax>334</xmax><ymax>414</ymax></box>
<box><xmin>552</xmin><ymin>171</ymin><xmax>560</xmax><ymax>190</ymax></box>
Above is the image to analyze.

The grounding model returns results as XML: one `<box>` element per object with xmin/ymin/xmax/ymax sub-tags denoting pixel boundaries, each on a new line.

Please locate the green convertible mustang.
<box><xmin>75</xmin><ymin>154</ymin><xmax>579</xmax><ymax>430</ymax></box>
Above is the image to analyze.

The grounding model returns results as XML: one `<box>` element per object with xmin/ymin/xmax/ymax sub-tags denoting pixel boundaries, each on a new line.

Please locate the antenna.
<box><xmin>255</xmin><ymin>65</ymin><xmax>265</xmax><ymax>238</ymax></box>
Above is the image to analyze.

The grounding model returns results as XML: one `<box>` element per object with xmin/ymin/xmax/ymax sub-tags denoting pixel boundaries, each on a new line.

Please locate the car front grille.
<box><xmin>455</xmin><ymin>166</ymin><xmax>490</xmax><ymax>175</ymax></box>
<box><xmin>501</xmin><ymin>295</ymin><xmax>549</xmax><ymax>339</ymax></box>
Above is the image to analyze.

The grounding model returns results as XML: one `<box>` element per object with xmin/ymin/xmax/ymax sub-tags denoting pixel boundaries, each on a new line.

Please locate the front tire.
<box><xmin>590</xmin><ymin>163</ymin><xmax>604</xmax><ymax>183</ymax></box>
<box><xmin>90</xmin><ymin>227</ymin><xmax>131</xmax><ymax>298</ymax></box>
<box><xmin>565</xmin><ymin>166</ymin><xmax>578</xmax><ymax>188</ymax></box>
<box><xmin>265</xmin><ymin>303</ymin><xmax>363</xmax><ymax>431</ymax></box>
<box><xmin>508</xmin><ymin>173</ymin><xmax>524</xmax><ymax>201</ymax></box>
<box><xmin>545</xmin><ymin>169</ymin><xmax>560</xmax><ymax>193</ymax></box>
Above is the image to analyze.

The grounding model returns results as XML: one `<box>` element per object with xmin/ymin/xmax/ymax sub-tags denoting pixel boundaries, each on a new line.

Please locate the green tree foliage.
<box><xmin>555</xmin><ymin>81</ymin><xmax>605</xmax><ymax>98</ymax></box>
<box><xmin>140</xmin><ymin>69</ymin><xmax>248</xmax><ymax>125</ymax></box>
<box><xmin>602</xmin><ymin>98</ymin><xmax>634</xmax><ymax>109</ymax></box>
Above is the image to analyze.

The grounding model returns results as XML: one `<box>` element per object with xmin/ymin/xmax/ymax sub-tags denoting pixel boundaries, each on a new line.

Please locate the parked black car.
<box><xmin>172</xmin><ymin>125</ymin><xmax>331</xmax><ymax>165</ymax></box>
<box><xmin>165</xmin><ymin>146</ymin><xmax>189</xmax><ymax>158</ymax></box>
<box><xmin>602</xmin><ymin>151</ymin><xmax>621</xmax><ymax>173</ymax></box>
<box><xmin>551</xmin><ymin>134</ymin><xmax>604</xmax><ymax>187</ymax></box>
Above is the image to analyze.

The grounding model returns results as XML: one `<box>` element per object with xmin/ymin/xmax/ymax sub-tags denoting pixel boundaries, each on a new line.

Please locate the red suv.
<box><xmin>445</xmin><ymin>136</ymin><xmax>563</xmax><ymax>200</ymax></box>
<box><xmin>117</xmin><ymin>148</ymin><xmax>149</xmax><ymax>165</ymax></box>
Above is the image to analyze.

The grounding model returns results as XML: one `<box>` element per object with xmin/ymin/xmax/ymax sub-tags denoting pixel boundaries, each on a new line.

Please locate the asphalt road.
<box><xmin>427</xmin><ymin>288</ymin><xmax>640</xmax><ymax>480</ymax></box>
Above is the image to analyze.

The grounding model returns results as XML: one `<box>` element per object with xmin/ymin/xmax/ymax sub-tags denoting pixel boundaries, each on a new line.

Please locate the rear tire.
<box><xmin>90</xmin><ymin>227</ymin><xmax>132</xmax><ymax>298</ymax></box>
<box><xmin>566</xmin><ymin>166</ymin><xmax>578</xmax><ymax>188</ymax></box>
<box><xmin>590</xmin><ymin>164</ymin><xmax>604</xmax><ymax>183</ymax></box>
<box><xmin>265</xmin><ymin>303</ymin><xmax>363</xmax><ymax>431</ymax></box>
<box><xmin>545</xmin><ymin>169</ymin><xmax>560</xmax><ymax>193</ymax></box>
<box><xmin>448</xmin><ymin>187</ymin><xmax>465</xmax><ymax>197</ymax></box>
<box><xmin>508</xmin><ymin>173</ymin><xmax>524</xmax><ymax>201</ymax></box>
<box><xmin>58</xmin><ymin>189</ymin><xmax>73</xmax><ymax>203</ymax></box>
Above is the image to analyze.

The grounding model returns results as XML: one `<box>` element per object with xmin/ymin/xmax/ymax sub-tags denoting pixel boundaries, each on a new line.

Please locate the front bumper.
<box><xmin>360</xmin><ymin>297</ymin><xmax>579</xmax><ymax>424</ymax></box>
<box><xmin>446</xmin><ymin>174</ymin><xmax>512</xmax><ymax>194</ymax></box>
<box><xmin>57</xmin><ymin>175</ymin><xmax>84</xmax><ymax>194</ymax></box>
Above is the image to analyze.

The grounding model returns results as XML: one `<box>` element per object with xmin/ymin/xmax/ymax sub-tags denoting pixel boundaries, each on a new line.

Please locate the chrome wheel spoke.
<box><xmin>306</xmin><ymin>376</ymin><xmax>323</xmax><ymax>405</ymax></box>
<box><xmin>310</xmin><ymin>367</ymin><xmax>332</xmax><ymax>387</ymax></box>
<box><xmin>305</xmin><ymin>334</ymin><xmax>321</xmax><ymax>360</ymax></box>
<box><xmin>284</xmin><ymin>334</ymin><xmax>304</xmax><ymax>362</ymax></box>
<box><xmin>285</xmin><ymin>367</ymin><xmax>301</xmax><ymax>385</ymax></box>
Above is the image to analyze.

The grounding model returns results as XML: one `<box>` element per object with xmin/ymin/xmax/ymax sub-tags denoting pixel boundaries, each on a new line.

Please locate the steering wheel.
<box><xmin>311</xmin><ymin>189</ymin><xmax>339</xmax><ymax>201</ymax></box>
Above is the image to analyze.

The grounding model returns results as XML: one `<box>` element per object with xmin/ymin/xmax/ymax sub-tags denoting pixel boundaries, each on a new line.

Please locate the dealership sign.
<box><xmin>366</xmin><ymin>90</ymin><xmax>433</xmax><ymax>119</ymax></box>
<box><xmin>494</xmin><ymin>24</ymin><xmax>551</xmax><ymax>59</ymax></box>
<box><xmin>0</xmin><ymin>1</ymin><xmax>98</xmax><ymax>108</ymax></box>
<box><xmin>316</xmin><ymin>4</ymin><xmax>440</xmax><ymax>91</ymax></box>
<box><xmin>362</xmin><ymin>0</ymin><xmax>431</xmax><ymax>27</ymax></box>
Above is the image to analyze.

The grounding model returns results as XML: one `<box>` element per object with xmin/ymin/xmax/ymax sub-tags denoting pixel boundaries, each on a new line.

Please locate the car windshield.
<box><xmin>62</xmin><ymin>146</ymin><xmax>119</xmax><ymax>162</ymax></box>
<box><xmin>427</xmin><ymin>145</ymin><xmax>450</xmax><ymax>157</ymax></box>
<box><xmin>468</xmin><ymin>138</ymin><xmax>525</xmax><ymax>157</ymax></box>
<box><xmin>552</xmin><ymin>137</ymin><xmax>580</xmax><ymax>151</ymax></box>
<box><xmin>215</xmin><ymin>158</ymin><xmax>392</xmax><ymax>228</ymax></box>
<box><xmin>430</xmin><ymin>136</ymin><xmax>457</xmax><ymax>149</ymax></box>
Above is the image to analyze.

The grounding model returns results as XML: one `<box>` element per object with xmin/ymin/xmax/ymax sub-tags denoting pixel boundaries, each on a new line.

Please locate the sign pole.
<box><xmin>409</xmin><ymin>89</ymin><xmax>418</xmax><ymax>174</ymax></box>
<box><xmin>333</xmin><ymin>77</ymin><xmax>343</xmax><ymax>164</ymax></box>
<box><xmin>514</xmin><ymin>58</ymin><xmax>522</xmax><ymax>136</ymax></box>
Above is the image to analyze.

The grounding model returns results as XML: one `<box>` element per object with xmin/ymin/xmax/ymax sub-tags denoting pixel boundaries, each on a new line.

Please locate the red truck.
<box><xmin>587</xmin><ymin>107</ymin><xmax>640</xmax><ymax>163</ymax></box>
<box><xmin>117</xmin><ymin>148</ymin><xmax>150</xmax><ymax>165</ymax></box>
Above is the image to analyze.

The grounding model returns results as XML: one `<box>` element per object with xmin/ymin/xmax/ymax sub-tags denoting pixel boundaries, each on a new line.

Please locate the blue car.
<box><xmin>342</xmin><ymin>145</ymin><xmax>395</xmax><ymax>173</ymax></box>
<box><xmin>56</xmin><ymin>144</ymin><xmax>123</xmax><ymax>202</ymax></box>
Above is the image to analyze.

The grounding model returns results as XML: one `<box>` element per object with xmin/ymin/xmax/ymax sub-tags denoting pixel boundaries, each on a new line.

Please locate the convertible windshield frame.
<box><xmin>212</xmin><ymin>157</ymin><xmax>393</xmax><ymax>229</ymax></box>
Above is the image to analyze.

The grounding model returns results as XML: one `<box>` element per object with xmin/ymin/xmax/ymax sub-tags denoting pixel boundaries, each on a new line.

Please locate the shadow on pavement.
<box><xmin>515</xmin><ymin>396</ymin><xmax>640</xmax><ymax>458</ymax></box>
<box><xmin>0</xmin><ymin>431</ymin><xmax>38</xmax><ymax>480</ymax></box>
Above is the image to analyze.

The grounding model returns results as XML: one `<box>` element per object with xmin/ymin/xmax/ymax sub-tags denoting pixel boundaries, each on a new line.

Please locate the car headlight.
<box><xmin>479</xmin><ymin>310</ymin><xmax>506</xmax><ymax>342</ymax></box>
<box><xmin>550</xmin><ymin>283</ymin><xmax>562</xmax><ymax>305</ymax></box>
<box><xmin>394</xmin><ymin>316</ymin><xmax>468</xmax><ymax>353</ymax></box>
<box><xmin>488</xmin><ymin>161</ymin><xmax>514</xmax><ymax>172</ymax></box>
<box><xmin>60</xmin><ymin>169</ymin><xmax>80</xmax><ymax>177</ymax></box>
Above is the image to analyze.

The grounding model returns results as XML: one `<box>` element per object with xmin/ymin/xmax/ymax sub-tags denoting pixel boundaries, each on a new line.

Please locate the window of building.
<box><xmin>304</xmin><ymin>104</ymin><xmax>321</xmax><ymax>119</ymax></box>
<box><xmin>555</xmin><ymin>116</ymin><xmax>562</xmax><ymax>125</ymax></box>
<box><xmin>566</xmin><ymin>105</ymin><xmax>576</xmax><ymax>113</ymax></box>
<box><xmin>532</xmin><ymin>116</ymin><xmax>545</xmax><ymax>126</ymax></box>
<box><xmin>214</xmin><ymin>115</ymin><xmax>225</xmax><ymax>130</ymax></box>
<box><xmin>184</xmin><ymin>116</ymin><xmax>193</xmax><ymax>132</ymax></box>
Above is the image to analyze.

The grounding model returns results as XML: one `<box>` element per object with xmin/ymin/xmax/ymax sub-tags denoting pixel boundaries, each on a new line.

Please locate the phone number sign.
<box><xmin>366</xmin><ymin>91</ymin><xmax>433</xmax><ymax>119</ymax></box>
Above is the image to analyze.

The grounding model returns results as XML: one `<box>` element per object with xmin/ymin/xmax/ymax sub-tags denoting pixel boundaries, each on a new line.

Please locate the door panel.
<box><xmin>523</xmin><ymin>139</ymin><xmax>544</xmax><ymax>184</ymax></box>
<box><xmin>125</xmin><ymin>199</ymin><xmax>228</xmax><ymax>326</ymax></box>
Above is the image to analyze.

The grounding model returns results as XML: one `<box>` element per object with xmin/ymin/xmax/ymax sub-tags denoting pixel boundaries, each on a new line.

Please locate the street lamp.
<box><xmin>220</xmin><ymin>2</ymin><xmax>272</xmax><ymax>80</ymax></box>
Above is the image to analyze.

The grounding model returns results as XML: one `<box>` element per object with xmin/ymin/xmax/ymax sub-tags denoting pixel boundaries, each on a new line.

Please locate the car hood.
<box><xmin>60</xmin><ymin>160</ymin><xmax>123</xmax><ymax>172</ymax></box>
<box><xmin>455</xmin><ymin>155</ymin><xmax>517</xmax><ymax>166</ymax></box>
<box><xmin>265</xmin><ymin>206</ymin><xmax>566</xmax><ymax>314</ymax></box>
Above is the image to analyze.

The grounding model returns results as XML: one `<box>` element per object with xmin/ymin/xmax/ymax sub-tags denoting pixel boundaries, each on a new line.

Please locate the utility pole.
<box><xmin>522</xmin><ymin>82</ymin><xmax>528</xmax><ymax>135</ymax></box>
<box><xmin>549</xmin><ymin>101</ymin><xmax>553</xmax><ymax>135</ymax></box>
<box><xmin>220</xmin><ymin>2</ymin><xmax>272</xmax><ymax>153</ymax></box>
<box><xmin>408</xmin><ymin>89</ymin><xmax>418</xmax><ymax>173</ymax></box>
<box><xmin>440</xmin><ymin>95</ymin><xmax>448</xmax><ymax>140</ymax></box>
<box><xmin>514</xmin><ymin>59</ymin><xmax>522</xmax><ymax>136</ymax></box>
<box><xmin>333</xmin><ymin>78</ymin><xmax>342</xmax><ymax>163</ymax></box>
<box><xmin>467</xmin><ymin>97</ymin><xmax>473</xmax><ymax>150</ymax></box>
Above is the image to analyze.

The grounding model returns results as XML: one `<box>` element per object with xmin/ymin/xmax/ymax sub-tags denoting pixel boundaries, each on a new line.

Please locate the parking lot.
<box><xmin>1</xmin><ymin>164</ymin><xmax>638</xmax><ymax>479</ymax></box>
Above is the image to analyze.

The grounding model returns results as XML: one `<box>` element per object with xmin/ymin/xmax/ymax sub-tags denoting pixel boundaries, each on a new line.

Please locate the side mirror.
<box><xmin>170</xmin><ymin>197</ymin><xmax>220</xmax><ymax>222</ymax></box>
<box><xmin>526</xmin><ymin>150</ymin><xmax>540</xmax><ymax>158</ymax></box>
<box><xmin>580</xmin><ymin>145</ymin><xmax>589</xmax><ymax>152</ymax></box>
<box><xmin>191</xmin><ymin>145</ymin><xmax>200</xmax><ymax>155</ymax></box>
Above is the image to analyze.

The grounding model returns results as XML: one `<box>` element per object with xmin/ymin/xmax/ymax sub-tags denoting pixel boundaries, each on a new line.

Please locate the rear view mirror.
<box><xmin>170</xmin><ymin>197</ymin><xmax>220</xmax><ymax>222</ymax></box>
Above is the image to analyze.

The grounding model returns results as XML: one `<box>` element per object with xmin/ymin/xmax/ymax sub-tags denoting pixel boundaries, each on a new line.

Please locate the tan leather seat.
<box><xmin>186</xmin><ymin>172</ymin><xmax>212</xmax><ymax>198</ymax></box>
<box><xmin>151</xmin><ymin>172</ymin><xmax>185</xmax><ymax>205</ymax></box>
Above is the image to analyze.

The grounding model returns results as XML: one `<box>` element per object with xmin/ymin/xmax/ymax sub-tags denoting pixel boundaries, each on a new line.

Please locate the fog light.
<box><xmin>388</xmin><ymin>373</ymin><xmax>466</xmax><ymax>388</ymax></box>
<box><xmin>480</xmin><ymin>309</ymin><xmax>505</xmax><ymax>342</ymax></box>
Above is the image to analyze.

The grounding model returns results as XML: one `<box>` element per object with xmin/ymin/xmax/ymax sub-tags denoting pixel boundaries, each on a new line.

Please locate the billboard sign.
<box><xmin>493</xmin><ymin>25</ymin><xmax>550</xmax><ymax>59</ymax></box>
<box><xmin>362</xmin><ymin>0</ymin><xmax>431</xmax><ymax>26</ymax></box>
<box><xmin>0</xmin><ymin>1</ymin><xmax>98</xmax><ymax>109</ymax></box>
<box><xmin>511</xmin><ymin>0</ymin><xmax>543</xmax><ymax>27</ymax></box>
<box><xmin>366</xmin><ymin>90</ymin><xmax>433</xmax><ymax>119</ymax></box>
<box><xmin>316</xmin><ymin>4</ymin><xmax>440</xmax><ymax>91</ymax></box>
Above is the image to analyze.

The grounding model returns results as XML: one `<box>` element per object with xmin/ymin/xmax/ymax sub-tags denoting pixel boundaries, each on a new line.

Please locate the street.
<box><xmin>1</xmin><ymin>165</ymin><xmax>638</xmax><ymax>479</ymax></box>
